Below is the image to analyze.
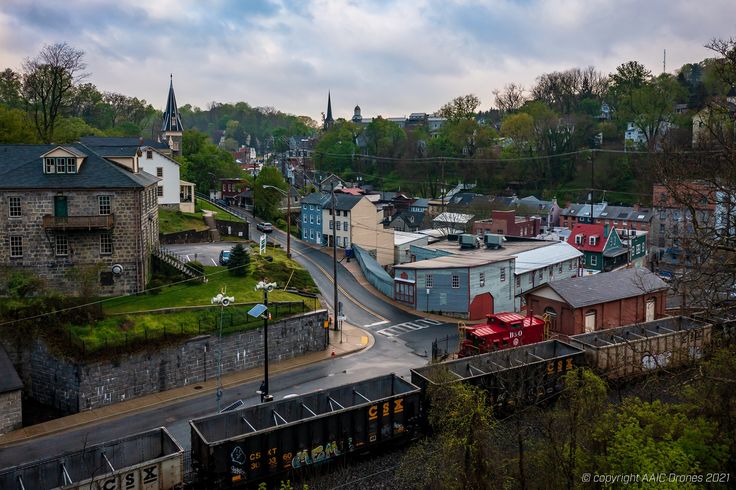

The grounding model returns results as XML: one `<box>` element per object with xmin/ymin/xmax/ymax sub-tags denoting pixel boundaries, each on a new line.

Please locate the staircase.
<box><xmin>153</xmin><ymin>247</ymin><xmax>208</xmax><ymax>283</ymax></box>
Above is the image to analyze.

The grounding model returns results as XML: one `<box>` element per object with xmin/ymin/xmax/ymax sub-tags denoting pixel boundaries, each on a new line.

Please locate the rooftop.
<box><xmin>530</xmin><ymin>267</ymin><xmax>669</xmax><ymax>308</ymax></box>
<box><xmin>394</xmin><ymin>231</ymin><xmax>427</xmax><ymax>246</ymax></box>
<box><xmin>514</xmin><ymin>242</ymin><xmax>583</xmax><ymax>275</ymax></box>
<box><xmin>395</xmin><ymin>253</ymin><xmax>513</xmax><ymax>270</ymax></box>
<box><xmin>427</xmin><ymin>237</ymin><xmax>554</xmax><ymax>257</ymax></box>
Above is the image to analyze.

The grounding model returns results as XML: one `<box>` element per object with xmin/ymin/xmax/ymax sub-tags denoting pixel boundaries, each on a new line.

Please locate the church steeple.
<box><xmin>160</xmin><ymin>74</ymin><xmax>183</xmax><ymax>156</ymax></box>
<box><xmin>323</xmin><ymin>91</ymin><xmax>334</xmax><ymax>130</ymax></box>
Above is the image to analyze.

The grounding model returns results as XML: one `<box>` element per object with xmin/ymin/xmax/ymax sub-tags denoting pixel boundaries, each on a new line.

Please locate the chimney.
<box><xmin>603</xmin><ymin>223</ymin><xmax>609</xmax><ymax>237</ymax></box>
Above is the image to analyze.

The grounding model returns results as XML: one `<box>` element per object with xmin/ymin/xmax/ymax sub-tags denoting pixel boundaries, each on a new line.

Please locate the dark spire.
<box><xmin>324</xmin><ymin>91</ymin><xmax>334</xmax><ymax>130</ymax></box>
<box><xmin>161</xmin><ymin>75</ymin><xmax>183</xmax><ymax>133</ymax></box>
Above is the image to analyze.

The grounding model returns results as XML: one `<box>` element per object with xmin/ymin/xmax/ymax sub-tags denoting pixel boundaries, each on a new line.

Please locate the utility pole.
<box><xmin>331</xmin><ymin>182</ymin><xmax>339</xmax><ymax>332</ymax></box>
<box><xmin>286</xmin><ymin>184</ymin><xmax>291</xmax><ymax>258</ymax></box>
<box><xmin>211</xmin><ymin>289</ymin><xmax>234</xmax><ymax>413</ymax></box>
<box><xmin>254</xmin><ymin>281</ymin><xmax>276</xmax><ymax>403</ymax></box>
<box><xmin>589</xmin><ymin>151</ymin><xmax>595</xmax><ymax>223</ymax></box>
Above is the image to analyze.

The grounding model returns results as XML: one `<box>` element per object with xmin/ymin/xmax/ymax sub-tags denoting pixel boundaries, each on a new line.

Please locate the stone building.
<box><xmin>0</xmin><ymin>144</ymin><xmax>159</xmax><ymax>296</ymax></box>
<box><xmin>0</xmin><ymin>345</ymin><xmax>22</xmax><ymax>435</ymax></box>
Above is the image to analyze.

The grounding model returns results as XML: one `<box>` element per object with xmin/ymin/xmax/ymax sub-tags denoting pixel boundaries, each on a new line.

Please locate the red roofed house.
<box><xmin>568</xmin><ymin>223</ymin><xmax>628</xmax><ymax>274</ymax></box>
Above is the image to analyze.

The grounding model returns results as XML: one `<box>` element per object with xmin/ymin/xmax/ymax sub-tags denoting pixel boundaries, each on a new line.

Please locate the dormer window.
<box><xmin>44</xmin><ymin>157</ymin><xmax>77</xmax><ymax>174</ymax></box>
<box><xmin>589</xmin><ymin>236</ymin><xmax>598</xmax><ymax>246</ymax></box>
<box><xmin>575</xmin><ymin>234</ymin><xmax>583</xmax><ymax>245</ymax></box>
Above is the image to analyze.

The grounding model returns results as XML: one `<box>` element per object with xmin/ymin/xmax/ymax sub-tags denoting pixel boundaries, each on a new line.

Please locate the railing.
<box><xmin>42</xmin><ymin>214</ymin><xmax>115</xmax><ymax>229</ymax></box>
<box><xmin>65</xmin><ymin>301</ymin><xmax>311</xmax><ymax>357</ymax></box>
<box><xmin>154</xmin><ymin>246</ymin><xmax>207</xmax><ymax>282</ymax></box>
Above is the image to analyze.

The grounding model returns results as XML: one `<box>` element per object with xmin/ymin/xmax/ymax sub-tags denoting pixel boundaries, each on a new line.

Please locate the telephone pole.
<box><xmin>331</xmin><ymin>182</ymin><xmax>339</xmax><ymax>331</ymax></box>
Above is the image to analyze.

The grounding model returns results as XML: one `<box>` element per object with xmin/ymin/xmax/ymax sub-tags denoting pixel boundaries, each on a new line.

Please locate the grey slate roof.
<box><xmin>0</xmin><ymin>144</ymin><xmax>158</xmax><ymax>189</ymax></box>
<box><xmin>0</xmin><ymin>345</ymin><xmax>22</xmax><ymax>394</ymax></box>
<box><xmin>540</xmin><ymin>267</ymin><xmax>669</xmax><ymax>308</ymax></box>
<box><xmin>161</xmin><ymin>76</ymin><xmax>183</xmax><ymax>132</ymax></box>
<box><xmin>301</xmin><ymin>192</ymin><xmax>331</xmax><ymax>206</ymax></box>
<box><xmin>334</xmin><ymin>193</ymin><xmax>362</xmax><ymax>211</ymax></box>
<box><xmin>79</xmin><ymin>136</ymin><xmax>168</xmax><ymax>149</ymax></box>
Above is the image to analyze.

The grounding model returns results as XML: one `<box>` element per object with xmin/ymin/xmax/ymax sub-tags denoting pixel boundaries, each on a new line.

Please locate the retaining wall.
<box><xmin>3</xmin><ymin>310</ymin><xmax>327</xmax><ymax>414</ymax></box>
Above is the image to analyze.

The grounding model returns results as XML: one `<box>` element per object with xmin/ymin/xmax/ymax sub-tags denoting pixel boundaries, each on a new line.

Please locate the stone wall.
<box><xmin>0</xmin><ymin>390</ymin><xmax>22</xmax><ymax>435</ymax></box>
<box><xmin>0</xmin><ymin>185</ymin><xmax>159</xmax><ymax>296</ymax></box>
<box><xmin>8</xmin><ymin>310</ymin><xmax>327</xmax><ymax>414</ymax></box>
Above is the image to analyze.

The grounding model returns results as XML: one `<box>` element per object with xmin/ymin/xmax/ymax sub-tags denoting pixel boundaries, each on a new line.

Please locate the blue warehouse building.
<box><xmin>393</xmin><ymin>254</ymin><xmax>515</xmax><ymax>320</ymax></box>
<box><xmin>300</xmin><ymin>193</ymin><xmax>330</xmax><ymax>245</ymax></box>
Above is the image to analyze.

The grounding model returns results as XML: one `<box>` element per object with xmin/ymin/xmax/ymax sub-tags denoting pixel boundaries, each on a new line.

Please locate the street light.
<box><xmin>262</xmin><ymin>184</ymin><xmax>291</xmax><ymax>258</ymax></box>
<box><xmin>254</xmin><ymin>280</ymin><xmax>277</xmax><ymax>403</ymax></box>
<box><xmin>211</xmin><ymin>289</ymin><xmax>235</xmax><ymax>412</ymax></box>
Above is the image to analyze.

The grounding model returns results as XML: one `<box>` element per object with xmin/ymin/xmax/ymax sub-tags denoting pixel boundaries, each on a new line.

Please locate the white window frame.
<box><xmin>310</xmin><ymin>230</ymin><xmax>314</xmax><ymax>239</ymax></box>
<box><xmin>100</xmin><ymin>233</ymin><xmax>113</xmax><ymax>255</ymax></box>
<box><xmin>426</xmin><ymin>274</ymin><xmax>433</xmax><ymax>288</ymax></box>
<box><xmin>336</xmin><ymin>221</ymin><xmax>341</xmax><ymax>231</ymax></box>
<box><xmin>303</xmin><ymin>214</ymin><xmax>307</xmax><ymax>223</ymax></box>
<box><xmin>310</xmin><ymin>215</ymin><xmax>314</xmax><ymax>224</ymax></box>
<box><xmin>66</xmin><ymin>157</ymin><xmax>76</xmax><ymax>174</ymax></box>
<box><xmin>44</xmin><ymin>158</ymin><xmax>55</xmax><ymax>173</ymax></box>
<box><xmin>8</xmin><ymin>196</ymin><xmax>21</xmax><ymax>218</ymax></box>
<box><xmin>317</xmin><ymin>215</ymin><xmax>321</xmax><ymax>224</ymax></box>
<box><xmin>343</xmin><ymin>221</ymin><xmax>348</xmax><ymax>231</ymax></box>
<box><xmin>156</xmin><ymin>167</ymin><xmax>163</xmax><ymax>177</ymax></box>
<box><xmin>146</xmin><ymin>149</ymin><xmax>153</xmax><ymax>159</ymax></box>
<box><xmin>303</xmin><ymin>230</ymin><xmax>307</xmax><ymax>239</ymax></box>
<box><xmin>10</xmin><ymin>236</ymin><xmax>22</xmax><ymax>257</ymax></box>
<box><xmin>157</xmin><ymin>186</ymin><xmax>164</xmax><ymax>197</ymax></box>
<box><xmin>99</xmin><ymin>195</ymin><xmax>111</xmax><ymax>215</ymax></box>
<box><xmin>591</xmin><ymin>255</ymin><xmax>598</xmax><ymax>266</ymax></box>
<box><xmin>500</xmin><ymin>268</ymin><xmax>505</xmax><ymax>282</ymax></box>
<box><xmin>479</xmin><ymin>272</ymin><xmax>485</xmax><ymax>287</ymax></box>
<box><xmin>451</xmin><ymin>275</ymin><xmax>460</xmax><ymax>289</ymax></box>
<box><xmin>55</xmin><ymin>234</ymin><xmax>69</xmax><ymax>256</ymax></box>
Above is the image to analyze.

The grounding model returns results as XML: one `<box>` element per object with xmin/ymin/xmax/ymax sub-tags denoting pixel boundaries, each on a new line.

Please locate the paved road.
<box><xmin>0</xmin><ymin>203</ymin><xmax>458</xmax><ymax>465</ymax></box>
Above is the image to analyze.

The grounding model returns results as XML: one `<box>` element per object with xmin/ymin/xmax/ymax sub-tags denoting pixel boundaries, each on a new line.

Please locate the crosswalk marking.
<box><xmin>376</xmin><ymin>318</ymin><xmax>444</xmax><ymax>337</ymax></box>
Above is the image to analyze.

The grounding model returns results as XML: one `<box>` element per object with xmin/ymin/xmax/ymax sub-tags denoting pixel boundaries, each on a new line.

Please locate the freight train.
<box><xmin>1</xmin><ymin>312</ymin><xmax>732</xmax><ymax>490</ymax></box>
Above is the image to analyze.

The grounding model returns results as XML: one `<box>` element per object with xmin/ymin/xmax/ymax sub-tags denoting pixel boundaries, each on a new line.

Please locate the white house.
<box><xmin>138</xmin><ymin>146</ymin><xmax>194</xmax><ymax>213</ymax></box>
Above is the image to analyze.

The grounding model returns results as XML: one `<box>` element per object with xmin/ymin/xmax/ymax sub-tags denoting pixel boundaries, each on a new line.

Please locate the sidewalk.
<box><xmin>0</xmin><ymin>322</ymin><xmax>371</xmax><ymax>448</ymax></box>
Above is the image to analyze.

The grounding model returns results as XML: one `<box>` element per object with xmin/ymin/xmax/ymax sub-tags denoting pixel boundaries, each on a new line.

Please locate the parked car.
<box><xmin>256</xmin><ymin>222</ymin><xmax>273</xmax><ymax>233</ymax></box>
<box><xmin>218</xmin><ymin>250</ymin><xmax>231</xmax><ymax>265</ymax></box>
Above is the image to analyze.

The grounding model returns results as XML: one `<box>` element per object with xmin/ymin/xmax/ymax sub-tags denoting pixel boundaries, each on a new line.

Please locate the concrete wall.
<box><xmin>0</xmin><ymin>390</ymin><xmax>22</xmax><ymax>435</ymax></box>
<box><xmin>5</xmin><ymin>310</ymin><xmax>327</xmax><ymax>414</ymax></box>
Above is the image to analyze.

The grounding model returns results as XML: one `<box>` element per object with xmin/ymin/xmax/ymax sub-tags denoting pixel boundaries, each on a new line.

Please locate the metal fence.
<box><xmin>66</xmin><ymin>301</ymin><xmax>308</xmax><ymax>358</ymax></box>
<box><xmin>353</xmin><ymin>244</ymin><xmax>394</xmax><ymax>298</ymax></box>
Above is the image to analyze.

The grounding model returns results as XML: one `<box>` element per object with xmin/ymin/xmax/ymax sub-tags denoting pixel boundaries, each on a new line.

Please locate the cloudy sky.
<box><xmin>0</xmin><ymin>0</ymin><xmax>733</xmax><ymax>123</ymax></box>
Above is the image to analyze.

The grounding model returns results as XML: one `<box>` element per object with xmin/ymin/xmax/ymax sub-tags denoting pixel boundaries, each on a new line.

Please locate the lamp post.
<box><xmin>262</xmin><ymin>184</ymin><xmax>291</xmax><ymax>258</ymax></box>
<box><xmin>255</xmin><ymin>280</ymin><xmax>277</xmax><ymax>403</ymax></box>
<box><xmin>211</xmin><ymin>289</ymin><xmax>235</xmax><ymax>412</ymax></box>
<box><xmin>331</xmin><ymin>182</ymin><xmax>339</xmax><ymax>332</ymax></box>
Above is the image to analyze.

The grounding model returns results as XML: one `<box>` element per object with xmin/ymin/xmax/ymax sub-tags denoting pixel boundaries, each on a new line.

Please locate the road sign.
<box><xmin>259</xmin><ymin>234</ymin><xmax>267</xmax><ymax>254</ymax></box>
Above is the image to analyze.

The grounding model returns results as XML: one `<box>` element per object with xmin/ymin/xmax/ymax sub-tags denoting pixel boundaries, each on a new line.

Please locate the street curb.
<box><xmin>0</xmin><ymin>340</ymin><xmax>369</xmax><ymax>448</ymax></box>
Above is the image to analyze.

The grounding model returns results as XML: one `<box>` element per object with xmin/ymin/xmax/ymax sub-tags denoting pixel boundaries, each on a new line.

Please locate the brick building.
<box><xmin>473</xmin><ymin>209</ymin><xmax>541</xmax><ymax>237</ymax></box>
<box><xmin>525</xmin><ymin>268</ymin><xmax>669</xmax><ymax>336</ymax></box>
<box><xmin>0</xmin><ymin>144</ymin><xmax>159</xmax><ymax>296</ymax></box>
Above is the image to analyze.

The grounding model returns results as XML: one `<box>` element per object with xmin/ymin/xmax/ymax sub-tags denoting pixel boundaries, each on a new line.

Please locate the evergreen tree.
<box><xmin>227</xmin><ymin>243</ymin><xmax>250</xmax><ymax>276</ymax></box>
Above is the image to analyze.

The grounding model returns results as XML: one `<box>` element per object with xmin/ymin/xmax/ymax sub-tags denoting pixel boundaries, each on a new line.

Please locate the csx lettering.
<box><xmin>557</xmin><ymin>360</ymin><xmax>563</xmax><ymax>372</ymax></box>
<box><xmin>250</xmin><ymin>462</ymin><xmax>261</xmax><ymax>470</ymax></box>
<box><xmin>368</xmin><ymin>405</ymin><xmax>378</xmax><ymax>420</ymax></box>
<box><xmin>249</xmin><ymin>451</ymin><xmax>261</xmax><ymax>461</ymax></box>
<box><xmin>566</xmin><ymin>358</ymin><xmax>573</xmax><ymax>370</ymax></box>
<box><xmin>268</xmin><ymin>457</ymin><xmax>277</xmax><ymax>465</ymax></box>
<box><xmin>382</xmin><ymin>402</ymin><xmax>390</xmax><ymax>416</ymax></box>
<box><xmin>124</xmin><ymin>472</ymin><xmax>136</xmax><ymax>489</ymax></box>
<box><xmin>102</xmin><ymin>478</ymin><xmax>116</xmax><ymax>490</ymax></box>
<box><xmin>394</xmin><ymin>398</ymin><xmax>404</xmax><ymax>413</ymax></box>
<box><xmin>142</xmin><ymin>466</ymin><xmax>158</xmax><ymax>484</ymax></box>
<box><xmin>547</xmin><ymin>362</ymin><xmax>554</xmax><ymax>374</ymax></box>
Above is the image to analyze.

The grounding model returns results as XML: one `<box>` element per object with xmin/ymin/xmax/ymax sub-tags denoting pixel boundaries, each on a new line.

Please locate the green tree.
<box><xmin>314</xmin><ymin>120</ymin><xmax>360</xmax><ymax>174</ymax></box>
<box><xmin>437</xmin><ymin>94</ymin><xmax>481</xmax><ymax>121</ymax></box>
<box><xmin>227</xmin><ymin>243</ymin><xmax>250</xmax><ymax>276</ymax></box>
<box><xmin>592</xmin><ymin>398</ymin><xmax>727</xmax><ymax>486</ymax></box>
<box><xmin>255</xmin><ymin>166</ymin><xmax>287</xmax><ymax>220</ymax></box>
<box><xmin>500</xmin><ymin>112</ymin><xmax>535</xmax><ymax>154</ymax></box>
<box><xmin>0</xmin><ymin>105</ymin><xmax>38</xmax><ymax>143</ymax></box>
<box><xmin>21</xmin><ymin>42</ymin><xmax>88</xmax><ymax>143</ymax></box>
<box><xmin>0</xmin><ymin>68</ymin><xmax>23</xmax><ymax>109</ymax></box>
<box><xmin>397</xmin><ymin>378</ymin><xmax>499</xmax><ymax>489</ymax></box>
<box><xmin>363</xmin><ymin>116</ymin><xmax>407</xmax><ymax>157</ymax></box>
<box><xmin>52</xmin><ymin>116</ymin><xmax>102</xmax><ymax>143</ymax></box>
<box><xmin>178</xmin><ymin>129</ymin><xmax>243</xmax><ymax>191</ymax></box>
<box><xmin>534</xmin><ymin>369</ymin><xmax>607</xmax><ymax>489</ymax></box>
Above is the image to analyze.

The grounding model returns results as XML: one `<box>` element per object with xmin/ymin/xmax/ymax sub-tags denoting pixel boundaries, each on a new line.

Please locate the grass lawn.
<box><xmin>68</xmin><ymin>246</ymin><xmax>320</xmax><ymax>353</ymax></box>
<box><xmin>159</xmin><ymin>208</ymin><xmax>208</xmax><ymax>233</ymax></box>
<box><xmin>197</xmin><ymin>198</ymin><xmax>244</xmax><ymax>223</ymax></box>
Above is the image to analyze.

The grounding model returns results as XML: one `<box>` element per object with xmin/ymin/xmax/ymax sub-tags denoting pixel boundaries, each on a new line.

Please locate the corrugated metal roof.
<box><xmin>395</xmin><ymin>253</ymin><xmax>512</xmax><ymax>270</ymax></box>
<box><xmin>514</xmin><ymin>242</ymin><xmax>582</xmax><ymax>275</ymax></box>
